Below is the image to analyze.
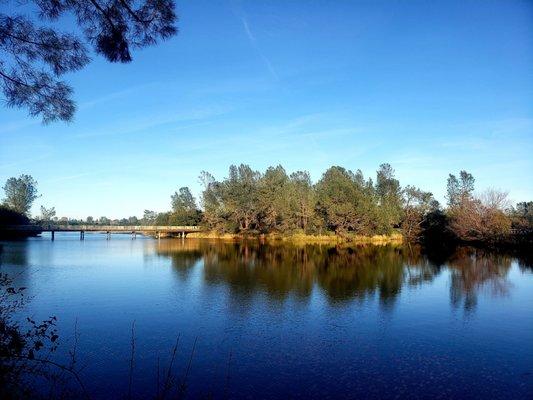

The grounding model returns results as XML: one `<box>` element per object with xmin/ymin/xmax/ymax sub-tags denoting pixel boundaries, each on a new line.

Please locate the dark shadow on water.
<box><xmin>0</xmin><ymin>240</ymin><xmax>30</xmax><ymax>267</ymax></box>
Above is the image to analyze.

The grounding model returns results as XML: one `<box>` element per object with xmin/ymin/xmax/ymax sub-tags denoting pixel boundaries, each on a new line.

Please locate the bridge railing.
<box><xmin>1</xmin><ymin>224</ymin><xmax>202</xmax><ymax>232</ymax></box>
<box><xmin>51</xmin><ymin>225</ymin><xmax>202</xmax><ymax>231</ymax></box>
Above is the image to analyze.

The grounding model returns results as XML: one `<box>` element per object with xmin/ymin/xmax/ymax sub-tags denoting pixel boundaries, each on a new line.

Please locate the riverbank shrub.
<box><xmin>0</xmin><ymin>206</ymin><xmax>30</xmax><ymax>226</ymax></box>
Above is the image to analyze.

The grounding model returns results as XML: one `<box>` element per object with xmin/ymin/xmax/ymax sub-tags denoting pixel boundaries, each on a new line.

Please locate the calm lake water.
<box><xmin>1</xmin><ymin>233</ymin><xmax>532</xmax><ymax>399</ymax></box>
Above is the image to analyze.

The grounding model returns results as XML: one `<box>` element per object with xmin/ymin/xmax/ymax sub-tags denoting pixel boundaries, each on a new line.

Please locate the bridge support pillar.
<box><xmin>51</xmin><ymin>231</ymin><xmax>55</xmax><ymax>241</ymax></box>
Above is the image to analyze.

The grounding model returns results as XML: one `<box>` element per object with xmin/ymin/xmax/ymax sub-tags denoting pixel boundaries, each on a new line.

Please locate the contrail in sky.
<box><xmin>236</xmin><ymin>8</ymin><xmax>279</xmax><ymax>81</ymax></box>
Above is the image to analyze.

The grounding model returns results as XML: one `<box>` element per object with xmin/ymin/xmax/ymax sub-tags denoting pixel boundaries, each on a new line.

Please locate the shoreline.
<box><xmin>186</xmin><ymin>231</ymin><xmax>404</xmax><ymax>245</ymax></box>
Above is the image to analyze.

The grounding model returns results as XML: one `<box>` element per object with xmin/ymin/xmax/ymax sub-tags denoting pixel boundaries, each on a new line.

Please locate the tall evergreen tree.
<box><xmin>257</xmin><ymin>165</ymin><xmax>291</xmax><ymax>232</ymax></box>
<box><xmin>316</xmin><ymin>166</ymin><xmax>375</xmax><ymax>234</ymax></box>
<box><xmin>170</xmin><ymin>187</ymin><xmax>200</xmax><ymax>225</ymax></box>
<box><xmin>375</xmin><ymin>163</ymin><xmax>403</xmax><ymax>233</ymax></box>
<box><xmin>288</xmin><ymin>171</ymin><xmax>316</xmax><ymax>232</ymax></box>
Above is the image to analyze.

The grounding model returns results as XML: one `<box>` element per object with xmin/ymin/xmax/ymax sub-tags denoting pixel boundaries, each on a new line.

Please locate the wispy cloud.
<box><xmin>78</xmin><ymin>82</ymin><xmax>160</xmax><ymax>110</ymax></box>
<box><xmin>0</xmin><ymin>119</ymin><xmax>39</xmax><ymax>135</ymax></box>
<box><xmin>193</xmin><ymin>76</ymin><xmax>275</xmax><ymax>95</ymax></box>
<box><xmin>45</xmin><ymin>172</ymin><xmax>96</xmax><ymax>184</ymax></box>
<box><xmin>155</xmin><ymin>113</ymin><xmax>372</xmax><ymax>173</ymax></box>
<box><xmin>0</xmin><ymin>83</ymin><xmax>162</xmax><ymax>134</ymax></box>
<box><xmin>232</xmin><ymin>4</ymin><xmax>279</xmax><ymax>81</ymax></box>
<box><xmin>74</xmin><ymin>105</ymin><xmax>233</xmax><ymax>138</ymax></box>
<box><xmin>0</xmin><ymin>153</ymin><xmax>52</xmax><ymax>170</ymax></box>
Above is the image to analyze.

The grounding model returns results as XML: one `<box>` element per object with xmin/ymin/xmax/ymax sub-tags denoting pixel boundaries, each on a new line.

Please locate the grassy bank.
<box><xmin>186</xmin><ymin>231</ymin><xmax>403</xmax><ymax>245</ymax></box>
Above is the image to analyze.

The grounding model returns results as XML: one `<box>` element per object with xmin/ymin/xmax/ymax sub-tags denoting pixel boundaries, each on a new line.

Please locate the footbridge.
<box><xmin>1</xmin><ymin>224</ymin><xmax>203</xmax><ymax>240</ymax></box>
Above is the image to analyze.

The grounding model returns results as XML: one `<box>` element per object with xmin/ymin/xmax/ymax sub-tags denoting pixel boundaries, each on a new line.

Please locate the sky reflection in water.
<box><xmin>0</xmin><ymin>234</ymin><xmax>532</xmax><ymax>399</ymax></box>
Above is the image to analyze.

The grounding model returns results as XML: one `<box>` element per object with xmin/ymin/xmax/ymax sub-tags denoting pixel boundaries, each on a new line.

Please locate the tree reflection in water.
<box><xmin>446</xmin><ymin>247</ymin><xmax>512</xmax><ymax>312</ymax></box>
<box><xmin>153</xmin><ymin>239</ymin><xmax>519</xmax><ymax>312</ymax></box>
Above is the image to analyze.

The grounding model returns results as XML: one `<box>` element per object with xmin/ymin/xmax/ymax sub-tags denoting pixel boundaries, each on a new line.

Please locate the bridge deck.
<box><xmin>1</xmin><ymin>225</ymin><xmax>202</xmax><ymax>233</ymax></box>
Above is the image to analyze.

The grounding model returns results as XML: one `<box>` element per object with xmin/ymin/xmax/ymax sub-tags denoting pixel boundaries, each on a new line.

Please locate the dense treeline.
<box><xmin>170</xmin><ymin>164</ymin><xmax>531</xmax><ymax>246</ymax></box>
<box><xmin>1</xmin><ymin>166</ymin><xmax>532</xmax><ymax>246</ymax></box>
<box><xmin>197</xmin><ymin>164</ymin><xmax>408</xmax><ymax>236</ymax></box>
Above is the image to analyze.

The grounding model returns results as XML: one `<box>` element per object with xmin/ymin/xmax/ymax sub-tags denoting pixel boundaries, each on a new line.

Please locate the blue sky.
<box><xmin>1</xmin><ymin>0</ymin><xmax>532</xmax><ymax>219</ymax></box>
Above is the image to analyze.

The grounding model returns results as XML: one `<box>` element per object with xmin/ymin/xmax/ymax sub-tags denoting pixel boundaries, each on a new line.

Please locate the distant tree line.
<box><xmin>1</xmin><ymin>166</ymin><xmax>532</xmax><ymax>246</ymax></box>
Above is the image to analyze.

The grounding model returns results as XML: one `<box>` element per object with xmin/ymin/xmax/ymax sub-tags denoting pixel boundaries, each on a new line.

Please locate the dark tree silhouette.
<box><xmin>0</xmin><ymin>0</ymin><xmax>177</xmax><ymax>123</ymax></box>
